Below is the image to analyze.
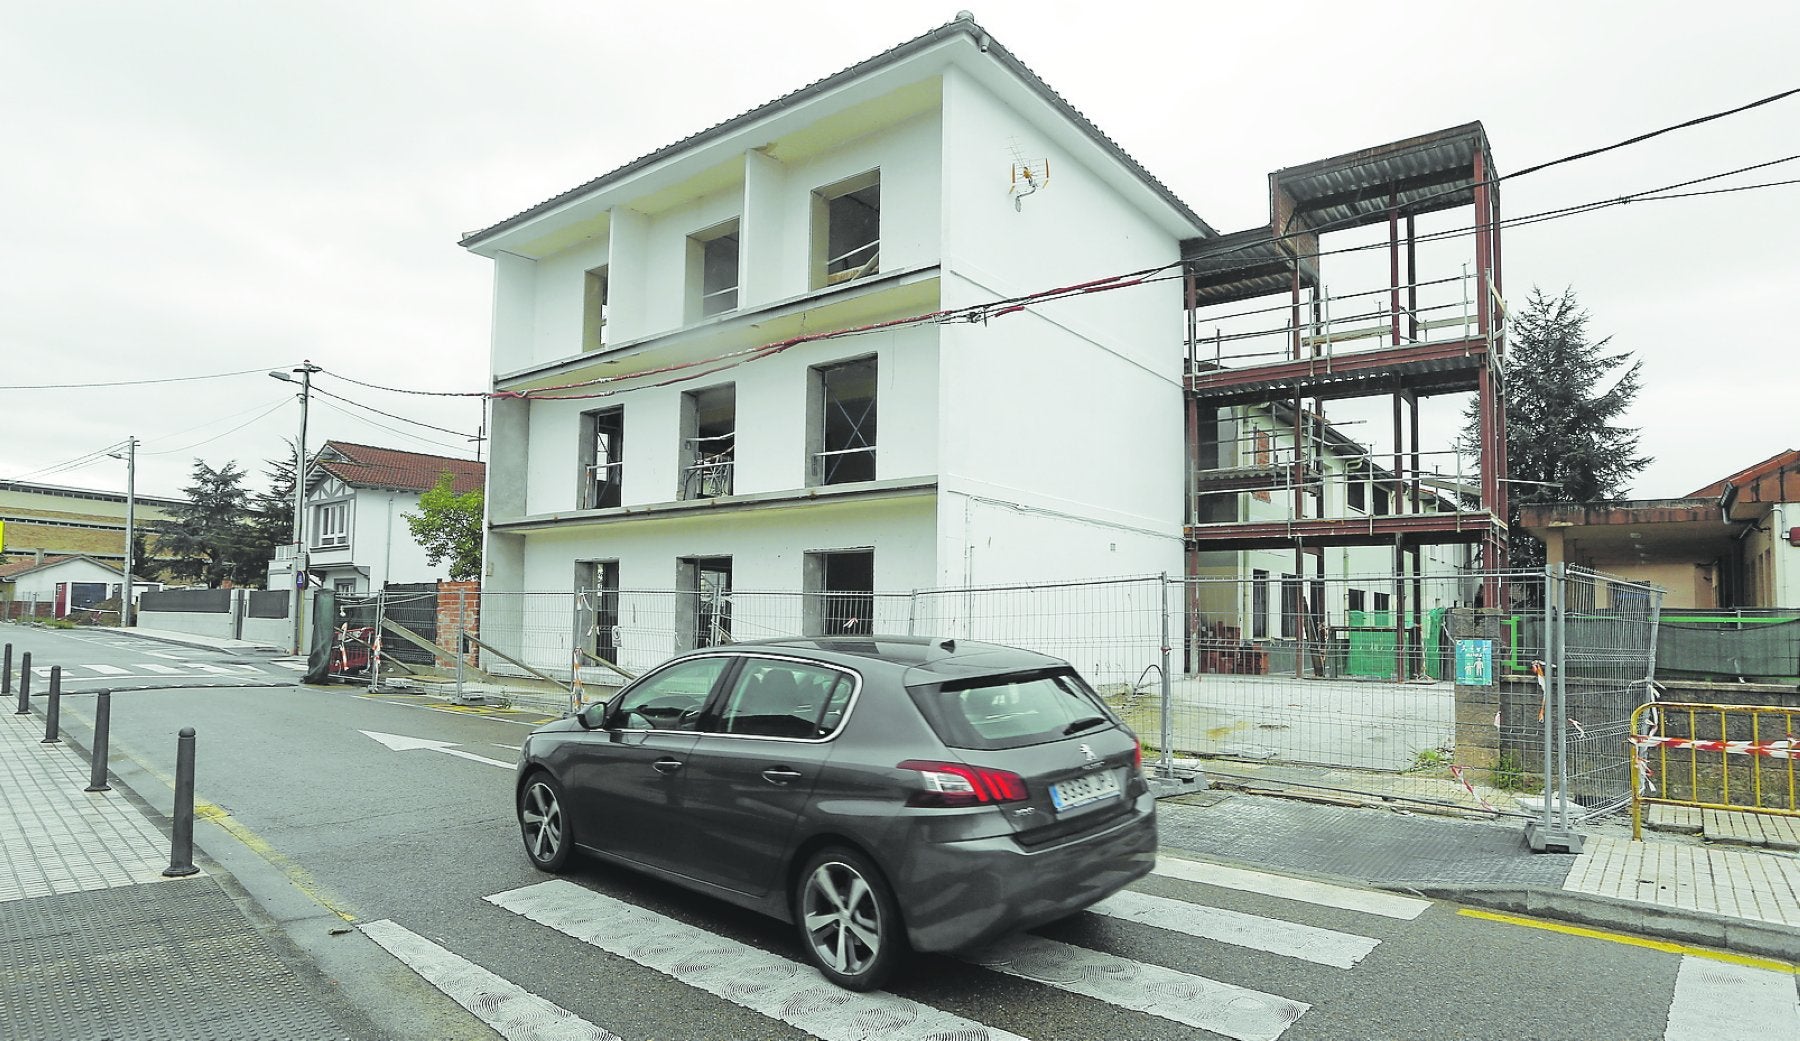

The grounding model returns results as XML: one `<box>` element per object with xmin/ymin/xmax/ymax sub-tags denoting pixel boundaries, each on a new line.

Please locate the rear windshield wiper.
<box><xmin>1063</xmin><ymin>716</ymin><xmax>1109</xmax><ymax>736</ymax></box>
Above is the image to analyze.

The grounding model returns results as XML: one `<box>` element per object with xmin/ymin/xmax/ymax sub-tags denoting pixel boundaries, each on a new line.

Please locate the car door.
<box><xmin>558</xmin><ymin>654</ymin><xmax>731</xmax><ymax>873</ymax></box>
<box><xmin>676</xmin><ymin>656</ymin><xmax>856</xmax><ymax>897</ymax></box>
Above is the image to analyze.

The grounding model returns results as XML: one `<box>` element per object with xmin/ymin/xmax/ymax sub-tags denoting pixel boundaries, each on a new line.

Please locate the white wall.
<box><xmin>496</xmin><ymin>112</ymin><xmax>944</xmax><ymax>376</ymax></box>
<box><xmin>521</xmin><ymin>324</ymin><xmax>940</xmax><ymax>517</ymax></box>
<box><xmin>8</xmin><ymin>559</ymin><xmax>123</xmax><ymax>615</ymax></box>
<box><xmin>932</xmin><ymin>67</ymin><xmax>1186</xmax><ymax>589</ymax></box>
<box><xmin>305</xmin><ymin>483</ymin><xmax>457</xmax><ymax>591</ymax></box>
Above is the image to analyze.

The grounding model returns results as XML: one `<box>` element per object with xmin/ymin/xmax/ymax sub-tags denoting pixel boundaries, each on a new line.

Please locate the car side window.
<box><xmin>611</xmin><ymin>657</ymin><xmax>727</xmax><ymax>731</ymax></box>
<box><xmin>712</xmin><ymin>659</ymin><xmax>853</xmax><ymax>739</ymax></box>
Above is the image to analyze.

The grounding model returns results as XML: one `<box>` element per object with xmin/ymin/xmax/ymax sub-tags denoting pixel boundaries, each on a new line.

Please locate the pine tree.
<box><xmin>245</xmin><ymin>443</ymin><xmax>298</xmax><ymax>569</ymax></box>
<box><xmin>1465</xmin><ymin>286</ymin><xmax>1651</xmax><ymax>569</ymax></box>
<box><xmin>153</xmin><ymin>460</ymin><xmax>259</xmax><ymax>587</ymax></box>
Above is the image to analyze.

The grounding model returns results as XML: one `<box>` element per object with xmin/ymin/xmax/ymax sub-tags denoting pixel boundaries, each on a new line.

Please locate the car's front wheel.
<box><xmin>793</xmin><ymin>847</ymin><xmax>905</xmax><ymax>991</ymax></box>
<box><xmin>518</xmin><ymin>773</ymin><xmax>573</xmax><ymax>872</ymax></box>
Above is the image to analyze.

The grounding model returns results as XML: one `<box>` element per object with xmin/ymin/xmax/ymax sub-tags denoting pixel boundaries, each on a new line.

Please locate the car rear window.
<box><xmin>906</xmin><ymin>667</ymin><xmax>1118</xmax><ymax>750</ymax></box>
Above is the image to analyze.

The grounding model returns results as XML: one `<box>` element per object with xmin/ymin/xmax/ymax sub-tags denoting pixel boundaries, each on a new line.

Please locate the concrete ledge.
<box><xmin>1390</xmin><ymin>882</ymin><xmax>1800</xmax><ymax>964</ymax></box>
<box><xmin>118</xmin><ymin>627</ymin><xmax>285</xmax><ymax>655</ymax></box>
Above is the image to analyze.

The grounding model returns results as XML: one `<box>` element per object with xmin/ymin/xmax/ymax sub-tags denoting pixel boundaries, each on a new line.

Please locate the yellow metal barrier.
<box><xmin>1628</xmin><ymin>701</ymin><xmax>1798</xmax><ymax>840</ymax></box>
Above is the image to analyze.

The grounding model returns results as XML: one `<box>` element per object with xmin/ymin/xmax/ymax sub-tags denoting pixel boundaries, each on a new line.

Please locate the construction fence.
<box><xmin>327</xmin><ymin>567</ymin><xmax>1663</xmax><ymax>828</ymax></box>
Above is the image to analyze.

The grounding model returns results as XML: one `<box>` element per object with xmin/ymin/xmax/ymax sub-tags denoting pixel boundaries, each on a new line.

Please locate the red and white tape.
<box><xmin>1449</xmin><ymin>764</ymin><xmax>1498</xmax><ymax>812</ymax></box>
<box><xmin>1627</xmin><ymin>734</ymin><xmax>1795</xmax><ymax>759</ymax></box>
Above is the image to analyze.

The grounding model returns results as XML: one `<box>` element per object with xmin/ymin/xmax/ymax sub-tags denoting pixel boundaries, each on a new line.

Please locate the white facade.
<box><xmin>301</xmin><ymin>475</ymin><xmax>456</xmax><ymax>594</ymax></box>
<box><xmin>468</xmin><ymin>19</ymin><xmax>1200</xmax><ymax>671</ymax></box>
<box><xmin>3</xmin><ymin>556</ymin><xmax>125</xmax><ymax>617</ymax></box>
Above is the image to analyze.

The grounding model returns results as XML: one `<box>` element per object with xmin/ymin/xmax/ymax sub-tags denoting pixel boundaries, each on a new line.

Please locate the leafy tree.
<box><xmin>1464</xmin><ymin>286</ymin><xmax>1651</xmax><ymax>569</ymax></box>
<box><xmin>153</xmin><ymin>459</ymin><xmax>262</xmax><ymax>587</ymax></box>
<box><xmin>403</xmin><ymin>472</ymin><xmax>484</xmax><ymax>581</ymax></box>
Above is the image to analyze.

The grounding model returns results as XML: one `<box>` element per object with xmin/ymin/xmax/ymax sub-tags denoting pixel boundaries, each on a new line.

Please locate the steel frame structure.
<box><xmin>1181</xmin><ymin>123</ymin><xmax>1509</xmax><ymax>675</ymax></box>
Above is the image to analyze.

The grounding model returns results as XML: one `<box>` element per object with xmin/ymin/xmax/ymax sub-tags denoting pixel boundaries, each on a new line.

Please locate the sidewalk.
<box><xmin>1154</xmin><ymin>783</ymin><xmax>1800</xmax><ymax>964</ymax></box>
<box><xmin>116</xmin><ymin>623</ymin><xmax>291</xmax><ymax>656</ymax></box>
<box><xmin>0</xmin><ymin>705</ymin><xmax>357</xmax><ymax>1040</ymax></box>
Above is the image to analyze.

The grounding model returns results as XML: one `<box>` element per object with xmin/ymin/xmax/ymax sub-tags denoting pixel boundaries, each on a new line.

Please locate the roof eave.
<box><xmin>458</xmin><ymin>16</ymin><xmax>1213</xmax><ymax>255</ymax></box>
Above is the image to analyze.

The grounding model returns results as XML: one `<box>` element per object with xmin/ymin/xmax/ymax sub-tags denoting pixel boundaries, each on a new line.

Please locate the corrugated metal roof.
<box><xmin>1274</xmin><ymin>122</ymin><xmax>1492</xmax><ymax>234</ymax></box>
<box><xmin>459</xmin><ymin>14</ymin><xmax>1213</xmax><ymax>249</ymax></box>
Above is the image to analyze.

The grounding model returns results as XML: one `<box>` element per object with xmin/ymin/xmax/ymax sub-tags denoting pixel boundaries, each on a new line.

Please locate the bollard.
<box><xmin>42</xmin><ymin>667</ymin><xmax>61</xmax><ymax>743</ymax></box>
<box><xmin>164</xmin><ymin>727</ymin><xmax>199</xmax><ymax>877</ymax></box>
<box><xmin>3</xmin><ymin>642</ymin><xmax>10</xmax><ymax>697</ymax></box>
<box><xmin>86</xmin><ymin>690</ymin><xmax>112</xmax><ymax>792</ymax></box>
<box><xmin>14</xmin><ymin>651</ymin><xmax>31</xmax><ymax>714</ymax></box>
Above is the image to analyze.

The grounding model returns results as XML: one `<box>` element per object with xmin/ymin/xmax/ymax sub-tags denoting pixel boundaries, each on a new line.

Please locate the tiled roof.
<box><xmin>0</xmin><ymin>554</ymin><xmax>114</xmax><ymax>581</ymax></box>
<box><xmin>459</xmin><ymin>14</ymin><xmax>1211</xmax><ymax>248</ymax></box>
<box><xmin>313</xmin><ymin>442</ymin><xmax>485</xmax><ymax>496</ymax></box>
<box><xmin>1688</xmin><ymin>449</ymin><xmax>1800</xmax><ymax>500</ymax></box>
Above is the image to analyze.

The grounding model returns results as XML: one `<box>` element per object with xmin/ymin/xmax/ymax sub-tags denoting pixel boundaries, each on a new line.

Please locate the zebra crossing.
<box><xmin>362</xmin><ymin>856</ymin><xmax>1799</xmax><ymax>1041</ymax></box>
<box><xmin>28</xmin><ymin>659</ymin><xmax>305</xmax><ymax>683</ymax></box>
<box><xmin>364</xmin><ymin>857</ymin><xmax>1426</xmax><ymax>1041</ymax></box>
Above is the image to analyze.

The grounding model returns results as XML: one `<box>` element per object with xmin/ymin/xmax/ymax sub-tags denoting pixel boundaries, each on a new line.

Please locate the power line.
<box><xmin>1506</xmin><ymin>86</ymin><xmax>1800</xmax><ymax>182</ymax></box>
<box><xmin>0</xmin><ymin>365</ymin><xmax>278</xmax><ymax>391</ymax></box>
<box><xmin>310</xmin><ymin>397</ymin><xmax>473</xmax><ymax>455</ymax></box>
<box><xmin>310</xmin><ymin>385</ymin><xmax>475</xmax><ymax>438</ymax></box>
<box><xmin>141</xmin><ymin>399</ymin><xmax>292</xmax><ymax>457</ymax></box>
<box><xmin>4</xmin><ymin>441</ymin><xmax>130</xmax><ymax>483</ymax></box>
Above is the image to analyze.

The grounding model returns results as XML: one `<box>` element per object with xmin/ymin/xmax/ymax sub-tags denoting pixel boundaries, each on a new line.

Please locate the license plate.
<box><xmin>1050</xmin><ymin>769</ymin><xmax>1122</xmax><ymax>812</ymax></box>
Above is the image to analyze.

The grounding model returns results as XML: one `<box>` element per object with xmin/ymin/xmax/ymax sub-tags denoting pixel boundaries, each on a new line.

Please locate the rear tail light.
<box><xmin>898</xmin><ymin>760</ymin><xmax>1030</xmax><ymax>807</ymax></box>
<box><xmin>1133</xmin><ymin>738</ymin><xmax>1143</xmax><ymax>769</ymax></box>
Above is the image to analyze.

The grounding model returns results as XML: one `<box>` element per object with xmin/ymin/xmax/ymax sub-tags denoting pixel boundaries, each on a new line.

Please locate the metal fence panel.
<box><xmin>1169</xmin><ymin>569</ymin><xmax>1549</xmax><ymax>814</ymax></box>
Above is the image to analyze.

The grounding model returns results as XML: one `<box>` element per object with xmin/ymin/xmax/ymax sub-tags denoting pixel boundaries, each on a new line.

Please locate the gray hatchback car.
<box><xmin>514</xmin><ymin>635</ymin><xmax>1156</xmax><ymax>990</ymax></box>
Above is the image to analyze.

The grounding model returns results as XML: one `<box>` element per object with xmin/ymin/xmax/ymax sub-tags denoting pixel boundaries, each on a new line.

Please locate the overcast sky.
<box><xmin>3</xmin><ymin>1</ymin><xmax>1794</xmax><ymax>504</ymax></box>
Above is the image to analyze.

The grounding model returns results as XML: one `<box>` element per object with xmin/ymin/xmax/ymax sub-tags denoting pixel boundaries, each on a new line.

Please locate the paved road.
<box><xmin>6</xmin><ymin>624</ymin><xmax>1797</xmax><ymax>1041</ymax></box>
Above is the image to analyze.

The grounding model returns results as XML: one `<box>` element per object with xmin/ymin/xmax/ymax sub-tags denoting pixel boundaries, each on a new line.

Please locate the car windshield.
<box><xmin>907</xmin><ymin>668</ymin><xmax>1116</xmax><ymax>750</ymax></box>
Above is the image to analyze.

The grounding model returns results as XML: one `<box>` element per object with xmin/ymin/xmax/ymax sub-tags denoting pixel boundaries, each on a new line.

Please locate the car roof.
<box><xmin>701</xmin><ymin>635</ymin><xmax>1069</xmax><ymax>683</ymax></box>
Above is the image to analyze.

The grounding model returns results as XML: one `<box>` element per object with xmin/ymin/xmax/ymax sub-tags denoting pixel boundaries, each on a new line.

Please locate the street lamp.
<box><xmin>270</xmin><ymin>361</ymin><xmax>321</xmax><ymax>654</ymax></box>
<box><xmin>105</xmin><ymin>437</ymin><xmax>137</xmax><ymax>628</ymax></box>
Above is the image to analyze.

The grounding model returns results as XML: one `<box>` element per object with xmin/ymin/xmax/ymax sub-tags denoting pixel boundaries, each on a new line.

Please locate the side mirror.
<box><xmin>578</xmin><ymin>702</ymin><xmax>611</xmax><ymax>730</ymax></box>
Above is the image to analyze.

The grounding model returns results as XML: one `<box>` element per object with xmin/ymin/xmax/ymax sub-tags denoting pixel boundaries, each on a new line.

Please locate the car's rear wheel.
<box><xmin>518</xmin><ymin>774</ymin><xmax>572</xmax><ymax>872</ymax></box>
<box><xmin>794</xmin><ymin>847</ymin><xmax>905</xmax><ymax>991</ymax></box>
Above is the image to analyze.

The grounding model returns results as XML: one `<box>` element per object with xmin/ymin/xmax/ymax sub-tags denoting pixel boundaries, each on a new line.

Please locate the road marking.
<box><xmin>145</xmin><ymin>651</ymin><xmax>192</xmax><ymax>660</ymax></box>
<box><xmin>489</xmin><ymin>879</ymin><xmax>1028</xmax><ymax>1041</ymax></box>
<box><xmin>360</xmin><ymin>730</ymin><xmax>514</xmax><ymax>770</ymax></box>
<box><xmin>360</xmin><ymin>920</ymin><xmax>621</xmax><ymax>1041</ymax></box>
<box><xmin>1154</xmin><ymin>856</ymin><xmax>1430</xmax><ymax>920</ymax></box>
<box><xmin>1457</xmin><ymin>909</ymin><xmax>1799</xmax><ymax>974</ymax></box>
<box><xmin>967</xmin><ymin>932</ymin><xmax>1308</xmax><ymax>1041</ymax></box>
<box><xmin>1093</xmin><ymin>888</ymin><xmax>1380</xmax><ymax>967</ymax></box>
<box><xmin>83</xmin><ymin>664</ymin><xmax>132</xmax><ymax>675</ymax></box>
<box><xmin>1664</xmin><ymin>956</ymin><xmax>1800</xmax><ymax>1040</ymax></box>
<box><xmin>140</xmin><ymin>664</ymin><xmax>186</xmax><ymax>674</ymax></box>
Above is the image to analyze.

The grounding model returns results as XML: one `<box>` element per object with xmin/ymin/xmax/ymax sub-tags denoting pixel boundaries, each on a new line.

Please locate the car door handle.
<box><xmin>761</xmin><ymin>767</ymin><xmax>804</xmax><ymax>785</ymax></box>
<box><xmin>652</xmin><ymin>758</ymin><xmax>684</xmax><ymax>775</ymax></box>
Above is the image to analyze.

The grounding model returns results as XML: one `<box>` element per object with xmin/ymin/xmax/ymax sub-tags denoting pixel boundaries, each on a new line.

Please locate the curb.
<box><xmin>114</xmin><ymin>629</ymin><xmax>285</xmax><ymax>655</ymax></box>
<box><xmin>1390</xmin><ymin>882</ymin><xmax>1800</xmax><ymax>965</ymax></box>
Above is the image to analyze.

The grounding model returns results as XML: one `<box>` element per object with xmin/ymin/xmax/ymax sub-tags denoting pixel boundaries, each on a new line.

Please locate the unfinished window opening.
<box><xmin>678</xmin><ymin>556</ymin><xmax>732</xmax><ymax>650</ymax></box>
<box><xmin>577</xmin><ymin>560</ymin><xmax>621</xmax><ymax>667</ymax></box>
<box><xmin>808</xmin><ymin>356</ymin><xmax>877</xmax><ymax>486</ymax></box>
<box><xmin>1373</xmin><ymin>591</ymin><xmax>1392</xmax><ymax>614</ymax></box>
<box><xmin>1373</xmin><ymin>482</ymin><xmax>1392</xmax><ymax>515</ymax></box>
<box><xmin>1347</xmin><ymin>463</ymin><xmax>1367</xmax><ymax>512</ymax></box>
<box><xmin>578</xmin><ymin>407</ymin><xmax>624</xmax><ymax>509</ymax></box>
<box><xmin>805</xmin><ymin>549</ymin><xmax>874</xmax><ymax>636</ymax></box>
<box><xmin>1347</xmin><ymin>589</ymin><xmax>1367</xmax><ymax>615</ymax></box>
<box><xmin>1280</xmin><ymin>576</ymin><xmax>1301</xmax><ymax>639</ymax></box>
<box><xmin>1251</xmin><ymin>569</ymin><xmax>1269</xmax><ymax>640</ymax></box>
<box><xmin>811</xmin><ymin>170</ymin><xmax>880</xmax><ymax>289</ymax></box>
<box><xmin>679</xmin><ymin>384</ymin><xmax>735</xmax><ymax>500</ymax></box>
<box><xmin>687</xmin><ymin>219</ymin><xmax>739</xmax><ymax>320</ymax></box>
<box><xmin>582</xmin><ymin>265</ymin><xmax>609</xmax><ymax>351</ymax></box>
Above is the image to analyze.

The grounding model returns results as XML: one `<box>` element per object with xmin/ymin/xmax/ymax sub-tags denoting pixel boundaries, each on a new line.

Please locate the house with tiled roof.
<box><xmin>290</xmin><ymin>441</ymin><xmax>485</xmax><ymax>595</ymax></box>
<box><xmin>0</xmin><ymin>553</ymin><xmax>128</xmax><ymax>620</ymax></box>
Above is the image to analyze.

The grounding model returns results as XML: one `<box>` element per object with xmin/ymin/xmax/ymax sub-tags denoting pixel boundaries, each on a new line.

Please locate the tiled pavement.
<box><xmin>1565</xmin><ymin>833</ymin><xmax>1800</xmax><ymax>927</ymax></box>
<box><xmin>0</xmin><ymin>705</ymin><xmax>352</xmax><ymax>1040</ymax></box>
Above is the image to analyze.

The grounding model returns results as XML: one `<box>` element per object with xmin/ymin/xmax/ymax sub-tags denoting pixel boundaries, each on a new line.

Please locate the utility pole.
<box><xmin>270</xmin><ymin>361</ymin><xmax>322</xmax><ymax>654</ymax></box>
<box><xmin>107</xmin><ymin>438</ymin><xmax>137</xmax><ymax>627</ymax></box>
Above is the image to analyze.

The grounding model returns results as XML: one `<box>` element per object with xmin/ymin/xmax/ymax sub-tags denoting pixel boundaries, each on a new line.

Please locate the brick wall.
<box><xmin>436</xmin><ymin>581</ymin><xmax>480</xmax><ymax>668</ymax></box>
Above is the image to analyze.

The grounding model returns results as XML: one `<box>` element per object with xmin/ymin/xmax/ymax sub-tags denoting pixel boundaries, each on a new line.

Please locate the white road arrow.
<box><xmin>360</xmin><ymin>730</ymin><xmax>514</xmax><ymax>770</ymax></box>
